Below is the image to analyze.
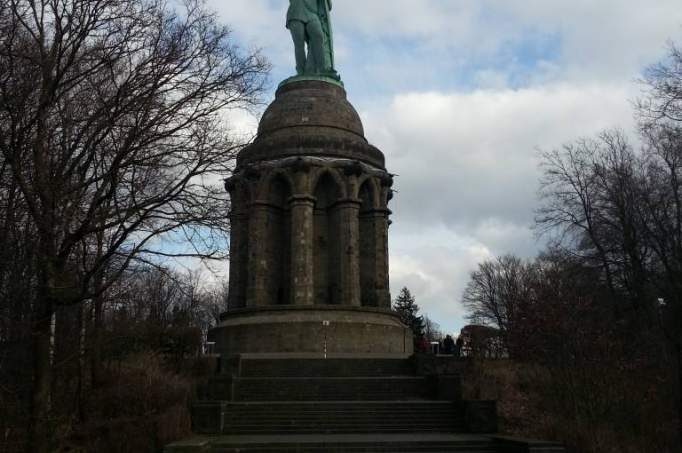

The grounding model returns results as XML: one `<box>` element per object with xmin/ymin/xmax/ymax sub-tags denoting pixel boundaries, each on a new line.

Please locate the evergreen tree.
<box><xmin>393</xmin><ymin>287</ymin><xmax>425</xmax><ymax>337</ymax></box>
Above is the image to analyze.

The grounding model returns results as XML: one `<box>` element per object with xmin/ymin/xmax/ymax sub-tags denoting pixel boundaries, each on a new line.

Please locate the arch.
<box><xmin>313</xmin><ymin>172</ymin><xmax>342</xmax><ymax>305</ymax></box>
<box><xmin>358</xmin><ymin>180</ymin><xmax>378</xmax><ymax>307</ymax></box>
<box><xmin>310</xmin><ymin>167</ymin><xmax>347</xmax><ymax>200</ymax></box>
<box><xmin>264</xmin><ymin>174</ymin><xmax>293</xmax><ymax>305</ymax></box>
<box><xmin>355</xmin><ymin>175</ymin><xmax>380</xmax><ymax>209</ymax></box>
<box><xmin>256</xmin><ymin>169</ymin><xmax>296</xmax><ymax>202</ymax></box>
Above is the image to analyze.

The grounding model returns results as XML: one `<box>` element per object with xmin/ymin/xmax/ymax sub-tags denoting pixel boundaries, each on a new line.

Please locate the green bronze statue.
<box><xmin>286</xmin><ymin>0</ymin><xmax>339</xmax><ymax>80</ymax></box>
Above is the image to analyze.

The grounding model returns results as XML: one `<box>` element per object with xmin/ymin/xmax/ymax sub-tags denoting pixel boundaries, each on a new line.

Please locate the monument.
<box><xmin>207</xmin><ymin>0</ymin><xmax>412</xmax><ymax>357</ymax></box>
<box><xmin>286</xmin><ymin>0</ymin><xmax>338</xmax><ymax>80</ymax></box>
<box><xmin>166</xmin><ymin>4</ymin><xmax>567</xmax><ymax>451</ymax></box>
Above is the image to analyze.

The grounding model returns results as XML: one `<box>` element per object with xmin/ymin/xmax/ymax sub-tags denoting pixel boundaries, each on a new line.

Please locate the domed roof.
<box><xmin>258</xmin><ymin>80</ymin><xmax>365</xmax><ymax>138</ymax></box>
<box><xmin>237</xmin><ymin>80</ymin><xmax>385</xmax><ymax>169</ymax></box>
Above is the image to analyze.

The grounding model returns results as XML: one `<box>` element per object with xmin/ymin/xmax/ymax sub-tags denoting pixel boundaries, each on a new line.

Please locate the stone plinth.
<box><xmin>209</xmin><ymin>306</ymin><xmax>413</xmax><ymax>356</ymax></box>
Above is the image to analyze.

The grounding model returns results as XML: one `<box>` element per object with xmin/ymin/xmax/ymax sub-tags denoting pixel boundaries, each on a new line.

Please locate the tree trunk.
<box><xmin>90</xmin><ymin>291</ymin><xmax>104</xmax><ymax>388</ymax></box>
<box><xmin>26</xmin><ymin>284</ymin><xmax>53</xmax><ymax>453</ymax></box>
<box><xmin>75</xmin><ymin>304</ymin><xmax>85</xmax><ymax>422</ymax></box>
<box><xmin>677</xmin><ymin>343</ymin><xmax>682</xmax><ymax>450</ymax></box>
<box><xmin>90</xmin><ymin>235</ymin><xmax>105</xmax><ymax>388</ymax></box>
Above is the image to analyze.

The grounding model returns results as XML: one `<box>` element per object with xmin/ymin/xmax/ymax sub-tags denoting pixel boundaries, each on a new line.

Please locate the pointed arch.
<box><xmin>356</xmin><ymin>175</ymin><xmax>380</xmax><ymax>209</ymax></box>
<box><xmin>310</xmin><ymin>167</ymin><xmax>347</xmax><ymax>200</ymax></box>
<box><xmin>257</xmin><ymin>169</ymin><xmax>295</xmax><ymax>202</ymax></box>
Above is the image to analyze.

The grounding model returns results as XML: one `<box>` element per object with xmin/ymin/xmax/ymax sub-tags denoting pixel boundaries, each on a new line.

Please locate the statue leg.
<box><xmin>288</xmin><ymin>21</ymin><xmax>307</xmax><ymax>75</ymax></box>
<box><xmin>305</xmin><ymin>19</ymin><xmax>326</xmax><ymax>74</ymax></box>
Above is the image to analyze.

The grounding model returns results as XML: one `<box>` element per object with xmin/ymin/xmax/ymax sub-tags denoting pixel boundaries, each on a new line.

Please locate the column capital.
<box><xmin>334</xmin><ymin>198</ymin><xmax>362</xmax><ymax>208</ymax></box>
<box><xmin>250</xmin><ymin>200</ymin><xmax>281</xmax><ymax>210</ymax></box>
<box><xmin>361</xmin><ymin>208</ymin><xmax>391</xmax><ymax>216</ymax></box>
<box><xmin>289</xmin><ymin>195</ymin><xmax>317</xmax><ymax>205</ymax></box>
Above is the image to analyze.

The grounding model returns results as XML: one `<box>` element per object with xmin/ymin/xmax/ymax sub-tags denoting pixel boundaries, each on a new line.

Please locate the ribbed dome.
<box><xmin>237</xmin><ymin>80</ymin><xmax>386</xmax><ymax>169</ymax></box>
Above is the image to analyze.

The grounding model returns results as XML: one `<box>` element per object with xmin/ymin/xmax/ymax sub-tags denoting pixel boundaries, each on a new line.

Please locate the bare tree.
<box><xmin>638</xmin><ymin>44</ymin><xmax>682</xmax><ymax>445</ymax></box>
<box><xmin>423</xmin><ymin>316</ymin><xmax>443</xmax><ymax>343</ymax></box>
<box><xmin>638</xmin><ymin>43</ymin><xmax>682</xmax><ymax>124</ymax></box>
<box><xmin>536</xmin><ymin>128</ymin><xmax>682</xmax><ymax>445</ymax></box>
<box><xmin>461</xmin><ymin>255</ymin><xmax>533</xmax><ymax>344</ymax></box>
<box><xmin>536</xmin><ymin>130</ymin><xmax>652</xmax><ymax>318</ymax></box>
<box><xmin>0</xmin><ymin>0</ymin><xmax>268</xmax><ymax>449</ymax></box>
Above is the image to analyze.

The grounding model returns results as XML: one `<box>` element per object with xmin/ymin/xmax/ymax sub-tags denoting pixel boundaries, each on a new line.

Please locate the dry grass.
<box><xmin>55</xmin><ymin>352</ymin><xmax>198</xmax><ymax>453</ymax></box>
<box><xmin>461</xmin><ymin>359</ymin><xmax>678</xmax><ymax>453</ymax></box>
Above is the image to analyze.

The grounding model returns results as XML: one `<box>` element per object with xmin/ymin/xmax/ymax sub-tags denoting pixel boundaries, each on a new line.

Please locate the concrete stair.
<box><xmin>220</xmin><ymin>401</ymin><xmax>463</xmax><ymax>434</ymax></box>
<box><xmin>232</xmin><ymin>376</ymin><xmax>432</xmax><ymax>401</ymax></box>
<box><xmin>208</xmin><ymin>433</ymin><xmax>498</xmax><ymax>452</ymax></box>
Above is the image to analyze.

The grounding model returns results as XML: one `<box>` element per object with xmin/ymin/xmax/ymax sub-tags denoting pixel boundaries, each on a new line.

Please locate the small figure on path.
<box><xmin>443</xmin><ymin>335</ymin><xmax>455</xmax><ymax>355</ymax></box>
<box><xmin>455</xmin><ymin>336</ymin><xmax>464</xmax><ymax>358</ymax></box>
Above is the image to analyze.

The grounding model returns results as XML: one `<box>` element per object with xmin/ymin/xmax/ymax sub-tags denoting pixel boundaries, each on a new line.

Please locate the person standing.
<box><xmin>455</xmin><ymin>336</ymin><xmax>464</xmax><ymax>358</ymax></box>
<box><xmin>443</xmin><ymin>334</ymin><xmax>455</xmax><ymax>355</ymax></box>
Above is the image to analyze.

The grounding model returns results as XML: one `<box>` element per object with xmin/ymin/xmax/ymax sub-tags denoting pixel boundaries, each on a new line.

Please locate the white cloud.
<box><xmin>364</xmin><ymin>82</ymin><xmax>636</xmax><ymax>227</ymax></box>
<box><xmin>367</xmin><ymin>82</ymin><xmax>636</xmax><ymax>332</ymax></box>
<box><xmin>389</xmin><ymin>225</ymin><xmax>493</xmax><ymax>335</ymax></box>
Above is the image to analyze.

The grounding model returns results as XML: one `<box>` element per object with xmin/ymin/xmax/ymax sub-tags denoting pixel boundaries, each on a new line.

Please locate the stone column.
<box><xmin>289</xmin><ymin>195</ymin><xmax>316</xmax><ymax>305</ymax></box>
<box><xmin>336</xmin><ymin>198</ymin><xmax>362</xmax><ymax>306</ymax></box>
<box><xmin>371</xmin><ymin>209</ymin><xmax>391</xmax><ymax>308</ymax></box>
<box><xmin>246</xmin><ymin>202</ymin><xmax>270</xmax><ymax>307</ymax></box>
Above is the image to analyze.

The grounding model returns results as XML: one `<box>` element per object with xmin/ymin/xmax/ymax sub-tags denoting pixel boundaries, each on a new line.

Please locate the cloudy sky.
<box><xmin>206</xmin><ymin>0</ymin><xmax>682</xmax><ymax>334</ymax></box>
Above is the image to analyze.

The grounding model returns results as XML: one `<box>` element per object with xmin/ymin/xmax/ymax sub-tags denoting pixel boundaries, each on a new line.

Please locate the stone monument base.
<box><xmin>209</xmin><ymin>306</ymin><xmax>413</xmax><ymax>356</ymax></box>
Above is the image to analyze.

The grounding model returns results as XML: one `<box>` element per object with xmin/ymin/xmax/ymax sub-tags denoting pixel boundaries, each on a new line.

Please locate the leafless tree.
<box><xmin>0</xmin><ymin>0</ymin><xmax>268</xmax><ymax>449</ymax></box>
<box><xmin>638</xmin><ymin>43</ymin><xmax>682</xmax><ymax>124</ymax></box>
<box><xmin>423</xmin><ymin>316</ymin><xmax>443</xmax><ymax>343</ymax></box>
<box><xmin>462</xmin><ymin>255</ymin><xmax>533</xmax><ymax>343</ymax></box>
<box><xmin>536</xmin><ymin>121</ymin><xmax>682</xmax><ymax>445</ymax></box>
<box><xmin>536</xmin><ymin>130</ymin><xmax>653</xmax><ymax>318</ymax></box>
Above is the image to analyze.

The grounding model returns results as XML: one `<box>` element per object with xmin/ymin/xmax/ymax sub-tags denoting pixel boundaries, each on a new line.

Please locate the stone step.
<box><xmin>220</xmin><ymin>429</ymin><xmax>463</xmax><ymax>435</ymax></box>
<box><xmin>211</xmin><ymin>444</ymin><xmax>495</xmax><ymax>452</ymax></box>
<box><xmin>166</xmin><ymin>434</ymin><xmax>567</xmax><ymax>453</ymax></box>
<box><xmin>236</xmin><ymin>357</ymin><xmax>416</xmax><ymax>377</ymax></box>
<box><xmin>231</xmin><ymin>376</ymin><xmax>436</xmax><ymax>401</ymax></box>
<box><xmin>166</xmin><ymin>434</ymin><xmax>499</xmax><ymax>453</ymax></box>
<box><xmin>193</xmin><ymin>401</ymin><xmax>465</xmax><ymax>435</ymax></box>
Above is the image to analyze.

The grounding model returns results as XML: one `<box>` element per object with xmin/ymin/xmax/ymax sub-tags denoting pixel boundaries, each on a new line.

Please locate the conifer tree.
<box><xmin>393</xmin><ymin>287</ymin><xmax>425</xmax><ymax>337</ymax></box>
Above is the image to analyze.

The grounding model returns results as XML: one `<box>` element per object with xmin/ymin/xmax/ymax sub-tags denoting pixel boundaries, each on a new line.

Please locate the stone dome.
<box><xmin>237</xmin><ymin>80</ymin><xmax>386</xmax><ymax>169</ymax></box>
<box><xmin>259</xmin><ymin>80</ymin><xmax>365</xmax><ymax>138</ymax></box>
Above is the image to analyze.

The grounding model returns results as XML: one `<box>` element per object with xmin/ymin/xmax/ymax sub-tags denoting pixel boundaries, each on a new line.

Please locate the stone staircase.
<box><xmin>165</xmin><ymin>355</ymin><xmax>565</xmax><ymax>452</ymax></box>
